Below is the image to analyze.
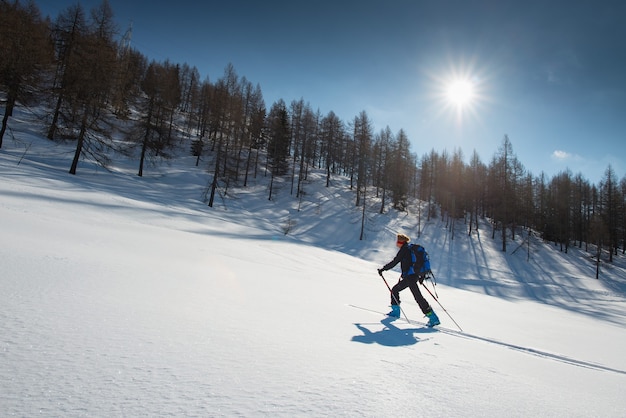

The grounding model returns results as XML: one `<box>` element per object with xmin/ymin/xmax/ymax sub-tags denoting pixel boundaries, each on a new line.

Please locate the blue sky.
<box><xmin>38</xmin><ymin>0</ymin><xmax>626</xmax><ymax>184</ymax></box>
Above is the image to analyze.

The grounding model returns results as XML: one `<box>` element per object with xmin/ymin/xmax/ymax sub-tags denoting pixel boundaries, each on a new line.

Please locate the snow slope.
<box><xmin>1</xmin><ymin>114</ymin><xmax>626</xmax><ymax>417</ymax></box>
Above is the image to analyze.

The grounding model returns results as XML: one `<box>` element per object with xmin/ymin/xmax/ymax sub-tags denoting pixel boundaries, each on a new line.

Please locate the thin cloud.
<box><xmin>552</xmin><ymin>150</ymin><xmax>582</xmax><ymax>161</ymax></box>
<box><xmin>552</xmin><ymin>150</ymin><xmax>571</xmax><ymax>160</ymax></box>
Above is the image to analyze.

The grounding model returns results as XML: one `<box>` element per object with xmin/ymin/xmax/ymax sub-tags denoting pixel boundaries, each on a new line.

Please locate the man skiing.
<box><xmin>377</xmin><ymin>233</ymin><xmax>440</xmax><ymax>327</ymax></box>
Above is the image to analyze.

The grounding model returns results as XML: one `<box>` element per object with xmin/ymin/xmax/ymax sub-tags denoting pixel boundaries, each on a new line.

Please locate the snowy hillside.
<box><xmin>1</xmin><ymin>112</ymin><xmax>626</xmax><ymax>417</ymax></box>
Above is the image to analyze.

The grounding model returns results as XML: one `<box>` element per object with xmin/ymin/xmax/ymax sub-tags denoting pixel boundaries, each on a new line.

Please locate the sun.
<box><xmin>445</xmin><ymin>79</ymin><xmax>475</xmax><ymax>108</ymax></box>
<box><xmin>426</xmin><ymin>61</ymin><xmax>488</xmax><ymax>124</ymax></box>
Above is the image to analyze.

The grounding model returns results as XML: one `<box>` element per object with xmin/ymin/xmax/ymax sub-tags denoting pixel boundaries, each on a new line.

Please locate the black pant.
<box><xmin>390</xmin><ymin>275</ymin><xmax>431</xmax><ymax>314</ymax></box>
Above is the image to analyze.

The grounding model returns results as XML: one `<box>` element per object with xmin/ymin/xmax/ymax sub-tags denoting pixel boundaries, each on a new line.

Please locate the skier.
<box><xmin>377</xmin><ymin>233</ymin><xmax>440</xmax><ymax>327</ymax></box>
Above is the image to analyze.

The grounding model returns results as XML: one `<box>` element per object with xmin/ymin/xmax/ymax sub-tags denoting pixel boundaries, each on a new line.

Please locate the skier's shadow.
<box><xmin>351</xmin><ymin>316</ymin><xmax>433</xmax><ymax>347</ymax></box>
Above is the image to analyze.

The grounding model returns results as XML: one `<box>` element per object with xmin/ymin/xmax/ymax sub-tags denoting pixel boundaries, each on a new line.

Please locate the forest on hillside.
<box><xmin>1</xmin><ymin>0</ymin><xmax>625</xmax><ymax>266</ymax></box>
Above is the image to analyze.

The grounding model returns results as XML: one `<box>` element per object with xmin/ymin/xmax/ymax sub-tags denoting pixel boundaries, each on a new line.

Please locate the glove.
<box><xmin>377</xmin><ymin>268</ymin><xmax>384</xmax><ymax>276</ymax></box>
<box><xmin>418</xmin><ymin>274</ymin><xmax>425</xmax><ymax>284</ymax></box>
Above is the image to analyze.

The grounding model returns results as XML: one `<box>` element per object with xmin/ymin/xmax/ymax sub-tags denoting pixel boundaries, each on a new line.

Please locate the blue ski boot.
<box><xmin>426</xmin><ymin>310</ymin><xmax>440</xmax><ymax>327</ymax></box>
<box><xmin>387</xmin><ymin>305</ymin><xmax>400</xmax><ymax>317</ymax></box>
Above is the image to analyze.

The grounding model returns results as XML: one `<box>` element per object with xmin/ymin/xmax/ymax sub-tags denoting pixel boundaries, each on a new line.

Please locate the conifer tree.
<box><xmin>59</xmin><ymin>0</ymin><xmax>118</xmax><ymax>174</ymax></box>
<box><xmin>353</xmin><ymin>111</ymin><xmax>373</xmax><ymax>207</ymax></box>
<box><xmin>320</xmin><ymin>111</ymin><xmax>345</xmax><ymax>187</ymax></box>
<box><xmin>0</xmin><ymin>0</ymin><xmax>52</xmax><ymax>147</ymax></box>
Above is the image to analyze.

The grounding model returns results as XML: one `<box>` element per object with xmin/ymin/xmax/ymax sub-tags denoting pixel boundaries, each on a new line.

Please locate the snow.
<box><xmin>1</xmin><ymin>112</ymin><xmax>626</xmax><ymax>417</ymax></box>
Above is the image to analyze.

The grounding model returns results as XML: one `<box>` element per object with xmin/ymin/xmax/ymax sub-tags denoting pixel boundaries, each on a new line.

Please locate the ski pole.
<box><xmin>378</xmin><ymin>271</ymin><xmax>410</xmax><ymax>322</ymax></box>
<box><xmin>422</xmin><ymin>271</ymin><xmax>439</xmax><ymax>298</ymax></box>
<box><xmin>420</xmin><ymin>282</ymin><xmax>463</xmax><ymax>332</ymax></box>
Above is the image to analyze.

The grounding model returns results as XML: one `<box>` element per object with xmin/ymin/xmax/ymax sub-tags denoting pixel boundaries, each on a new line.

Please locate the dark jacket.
<box><xmin>382</xmin><ymin>243</ymin><xmax>414</xmax><ymax>278</ymax></box>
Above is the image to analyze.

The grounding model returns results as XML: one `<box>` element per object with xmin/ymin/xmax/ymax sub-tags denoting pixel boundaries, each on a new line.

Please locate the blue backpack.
<box><xmin>408</xmin><ymin>244</ymin><xmax>431</xmax><ymax>276</ymax></box>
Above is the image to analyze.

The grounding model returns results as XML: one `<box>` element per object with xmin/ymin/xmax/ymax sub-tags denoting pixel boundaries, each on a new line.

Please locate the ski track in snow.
<box><xmin>348</xmin><ymin>304</ymin><xmax>626</xmax><ymax>376</ymax></box>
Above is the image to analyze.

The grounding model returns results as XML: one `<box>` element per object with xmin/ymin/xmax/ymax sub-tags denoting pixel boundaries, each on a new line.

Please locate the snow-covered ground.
<box><xmin>1</xmin><ymin>113</ymin><xmax>626</xmax><ymax>417</ymax></box>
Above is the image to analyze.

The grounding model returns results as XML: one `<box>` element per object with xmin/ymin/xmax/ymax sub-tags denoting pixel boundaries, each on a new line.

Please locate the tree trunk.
<box><xmin>69</xmin><ymin>107</ymin><xmax>89</xmax><ymax>175</ymax></box>
<box><xmin>243</xmin><ymin>141</ymin><xmax>253</xmax><ymax>187</ymax></box>
<box><xmin>360</xmin><ymin>186</ymin><xmax>366</xmax><ymax>240</ymax></box>
<box><xmin>47</xmin><ymin>94</ymin><xmax>64</xmax><ymax>140</ymax></box>
<box><xmin>0</xmin><ymin>93</ymin><xmax>16</xmax><ymax>148</ymax></box>
<box><xmin>138</xmin><ymin>133</ymin><xmax>148</xmax><ymax>177</ymax></box>
<box><xmin>138</xmin><ymin>105</ymin><xmax>153</xmax><ymax>177</ymax></box>
<box><xmin>595</xmin><ymin>240</ymin><xmax>601</xmax><ymax>280</ymax></box>
<box><xmin>208</xmin><ymin>136</ymin><xmax>223</xmax><ymax>207</ymax></box>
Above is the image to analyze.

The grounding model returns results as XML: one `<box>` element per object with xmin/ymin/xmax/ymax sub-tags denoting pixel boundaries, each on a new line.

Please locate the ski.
<box><xmin>348</xmin><ymin>304</ymin><xmax>435</xmax><ymax>328</ymax></box>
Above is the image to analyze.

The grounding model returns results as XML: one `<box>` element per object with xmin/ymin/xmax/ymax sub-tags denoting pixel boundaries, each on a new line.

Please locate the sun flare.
<box><xmin>427</xmin><ymin>62</ymin><xmax>488</xmax><ymax>123</ymax></box>
<box><xmin>446</xmin><ymin>79</ymin><xmax>475</xmax><ymax>107</ymax></box>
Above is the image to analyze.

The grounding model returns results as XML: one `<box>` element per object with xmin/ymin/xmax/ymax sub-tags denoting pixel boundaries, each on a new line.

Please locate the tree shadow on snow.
<box><xmin>351</xmin><ymin>316</ymin><xmax>433</xmax><ymax>347</ymax></box>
